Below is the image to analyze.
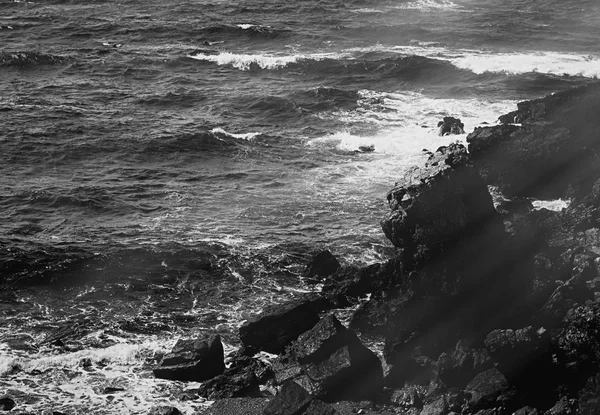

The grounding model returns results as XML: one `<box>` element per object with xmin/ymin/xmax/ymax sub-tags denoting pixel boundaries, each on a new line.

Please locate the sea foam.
<box><xmin>347</xmin><ymin>45</ymin><xmax>600</xmax><ymax>79</ymax></box>
<box><xmin>311</xmin><ymin>90</ymin><xmax>517</xmax><ymax>155</ymax></box>
<box><xmin>188</xmin><ymin>51</ymin><xmax>341</xmax><ymax>71</ymax></box>
<box><xmin>392</xmin><ymin>0</ymin><xmax>464</xmax><ymax>11</ymax></box>
<box><xmin>450</xmin><ymin>51</ymin><xmax>600</xmax><ymax>78</ymax></box>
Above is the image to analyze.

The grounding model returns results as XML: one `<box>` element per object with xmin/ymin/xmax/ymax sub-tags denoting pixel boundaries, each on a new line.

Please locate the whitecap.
<box><xmin>187</xmin><ymin>51</ymin><xmax>342</xmax><ymax>71</ymax></box>
<box><xmin>392</xmin><ymin>0</ymin><xmax>465</xmax><ymax>12</ymax></box>
<box><xmin>449</xmin><ymin>51</ymin><xmax>600</xmax><ymax>78</ymax></box>
<box><xmin>346</xmin><ymin>44</ymin><xmax>600</xmax><ymax>79</ymax></box>
<box><xmin>210</xmin><ymin>127</ymin><xmax>261</xmax><ymax>140</ymax></box>
<box><xmin>531</xmin><ymin>199</ymin><xmax>570</xmax><ymax>211</ymax></box>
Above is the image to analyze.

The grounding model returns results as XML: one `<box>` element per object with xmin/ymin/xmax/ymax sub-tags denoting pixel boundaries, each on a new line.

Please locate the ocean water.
<box><xmin>1</xmin><ymin>0</ymin><xmax>599</xmax><ymax>412</ymax></box>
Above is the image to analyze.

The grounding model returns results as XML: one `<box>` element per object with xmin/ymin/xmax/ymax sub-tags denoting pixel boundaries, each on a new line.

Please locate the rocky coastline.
<box><xmin>192</xmin><ymin>81</ymin><xmax>600</xmax><ymax>415</ymax></box>
<box><xmin>5</xmin><ymin>81</ymin><xmax>600</xmax><ymax>414</ymax></box>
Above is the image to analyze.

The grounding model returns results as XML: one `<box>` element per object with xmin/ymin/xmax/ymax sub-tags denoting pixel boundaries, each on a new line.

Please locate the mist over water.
<box><xmin>1</xmin><ymin>0</ymin><xmax>599</xmax><ymax>412</ymax></box>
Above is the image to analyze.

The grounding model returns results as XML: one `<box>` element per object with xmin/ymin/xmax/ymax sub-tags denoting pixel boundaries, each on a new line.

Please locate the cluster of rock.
<box><xmin>149</xmin><ymin>82</ymin><xmax>600</xmax><ymax>414</ymax></box>
<box><xmin>437</xmin><ymin>117</ymin><xmax>465</xmax><ymax>136</ymax></box>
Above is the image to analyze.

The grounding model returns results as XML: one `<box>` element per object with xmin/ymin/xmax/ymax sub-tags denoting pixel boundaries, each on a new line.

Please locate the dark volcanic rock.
<box><xmin>484</xmin><ymin>327</ymin><xmax>549</xmax><ymax>375</ymax></box>
<box><xmin>437</xmin><ymin>116</ymin><xmax>465</xmax><ymax>136</ymax></box>
<box><xmin>464</xmin><ymin>368</ymin><xmax>517</xmax><ymax>412</ymax></box>
<box><xmin>578</xmin><ymin>373</ymin><xmax>600</xmax><ymax>415</ymax></box>
<box><xmin>381</xmin><ymin>143</ymin><xmax>500</xmax><ymax>263</ymax></box>
<box><xmin>264</xmin><ymin>380</ymin><xmax>313</xmax><ymax>415</ymax></box>
<box><xmin>420</xmin><ymin>396</ymin><xmax>448</xmax><ymax>415</ymax></box>
<box><xmin>239</xmin><ymin>298</ymin><xmax>320</xmax><ymax>354</ymax></box>
<box><xmin>147</xmin><ymin>406</ymin><xmax>182</xmax><ymax>415</ymax></box>
<box><xmin>303</xmin><ymin>250</ymin><xmax>341</xmax><ymax>282</ymax></box>
<box><xmin>468</xmin><ymin>81</ymin><xmax>600</xmax><ymax>200</ymax></box>
<box><xmin>274</xmin><ymin>314</ymin><xmax>383</xmax><ymax>401</ymax></box>
<box><xmin>437</xmin><ymin>339</ymin><xmax>493</xmax><ymax>388</ymax></box>
<box><xmin>197</xmin><ymin>367</ymin><xmax>261</xmax><ymax>400</ymax></box>
<box><xmin>376</xmin><ymin>143</ymin><xmax>534</xmax><ymax>386</ymax></box>
<box><xmin>153</xmin><ymin>335</ymin><xmax>224</xmax><ymax>382</ymax></box>
<box><xmin>206</xmin><ymin>398</ymin><xmax>269</xmax><ymax>415</ymax></box>
<box><xmin>545</xmin><ymin>397</ymin><xmax>577</xmax><ymax>415</ymax></box>
<box><xmin>484</xmin><ymin>327</ymin><xmax>555</xmax><ymax>407</ymax></box>
<box><xmin>0</xmin><ymin>397</ymin><xmax>15</xmax><ymax>411</ymax></box>
<box><xmin>303</xmin><ymin>399</ymin><xmax>337</xmax><ymax>415</ymax></box>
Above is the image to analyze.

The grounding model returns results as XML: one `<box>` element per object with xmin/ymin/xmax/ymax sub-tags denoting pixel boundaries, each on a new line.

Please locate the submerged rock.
<box><xmin>153</xmin><ymin>335</ymin><xmax>225</xmax><ymax>382</ymax></box>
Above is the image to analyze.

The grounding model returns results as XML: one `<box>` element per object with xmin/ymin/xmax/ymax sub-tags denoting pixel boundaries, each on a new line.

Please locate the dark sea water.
<box><xmin>1</xmin><ymin>0</ymin><xmax>599</xmax><ymax>412</ymax></box>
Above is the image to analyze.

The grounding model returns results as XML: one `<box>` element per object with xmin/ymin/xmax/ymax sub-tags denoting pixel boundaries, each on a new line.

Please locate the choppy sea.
<box><xmin>1</xmin><ymin>0</ymin><xmax>599</xmax><ymax>412</ymax></box>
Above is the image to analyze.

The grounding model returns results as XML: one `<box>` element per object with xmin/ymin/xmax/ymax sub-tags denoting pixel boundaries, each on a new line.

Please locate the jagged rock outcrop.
<box><xmin>273</xmin><ymin>314</ymin><xmax>383</xmax><ymax>401</ymax></box>
<box><xmin>217</xmin><ymin>83</ymin><xmax>600</xmax><ymax>415</ymax></box>
<box><xmin>468</xmin><ymin>81</ymin><xmax>600</xmax><ymax>200</ymax></box>
<box><xmin>153</xmin><ymin>335</ymin><xmax>224</xmax><ymax>382</ymax></box>
<box><xmin>369</xmin><ymin>143</ymin><xmax>535</xmax><ymax>386</ymax></box>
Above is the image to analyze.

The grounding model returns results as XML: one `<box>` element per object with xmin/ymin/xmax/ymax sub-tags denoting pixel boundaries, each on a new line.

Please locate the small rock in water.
<box><xmin>147</xmin><ymin>406</ymin><xmax>182</xmax><ymax>415</ymax></box>
<box><xmin>0</xmin><ymin>397</ymin><xmax>15</xmax><ymax>411</ymax></box>
<box><xmin>358</xmin><ymin>145</ymin><xmax>375</xmax><ymax>152</ymax></box>
<box><xmin>437</xmin><ymin>116</ymin><xmax>465</xmax><ymax>136</ymax></box>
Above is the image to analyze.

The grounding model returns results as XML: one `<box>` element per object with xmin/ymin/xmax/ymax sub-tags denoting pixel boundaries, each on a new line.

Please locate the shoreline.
<box><xmin>4</xmin><ymin>81</ymin><xmax>600</xmax><ymax>414</ymax></box>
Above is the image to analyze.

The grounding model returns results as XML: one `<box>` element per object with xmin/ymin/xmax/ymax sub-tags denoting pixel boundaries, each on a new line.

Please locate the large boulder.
<box><xmin>239</xmin><ymin>298</ymin><xmax>321</xmax><ymax>354</ymax></box>
<box><xmin>153</xmin><ymin>335</ymin><xmax>224</xmax><ymax>382</ymax></box>
<box><xmin>464</xmin><ymin>368</ymin><xmax>517</xmax><ymax>412</ymax></box>
<box><xmin>273</xmin><ymin>314</ymin><xmax>383</xmax><ymax>401</ymax></box>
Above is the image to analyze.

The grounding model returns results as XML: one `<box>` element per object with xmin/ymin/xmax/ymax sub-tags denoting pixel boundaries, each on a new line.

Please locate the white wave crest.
<box><xmin>188</xmin><ymin>51</ymin><xmax>341</xmax><ymax>71</ymax></box>
<box><xmin>393</xmin><ymin>0</ymin><xmax>464</xmax><ymax>11</ymax></box>
<box><xmin>346</xmin><ymin>44</ymin><xmax>600</xmax><ymax>78</ymax></box>
<box><xmin>450</xmin><ymin>52</ymin><xmax>600</xmax><ymax>78</ymax></box>
<box><xmin>532</xmin><ymin>199</ymin><xmax>570</xmax><ymax>212</ymax></box>
<box><xmin>211</xmin><ymin>127</ymin><xmax>261</xmax><ymax>140</ymax></box>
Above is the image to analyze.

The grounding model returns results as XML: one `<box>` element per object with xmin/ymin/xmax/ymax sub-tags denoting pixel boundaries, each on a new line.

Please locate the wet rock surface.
<box><xmin>238</xmin><ymin>298</ymin><xmax>321</xmax><ymax>354</ymax></box>
<box><xmin>153</xmin><ymin>334</ymin><xmax>225</xmax><ymax>382</ymax></box>
<box><xmin>272</xmin><ymin>314</ymin><xmax>383</xmax><ymax>401</ymax></box>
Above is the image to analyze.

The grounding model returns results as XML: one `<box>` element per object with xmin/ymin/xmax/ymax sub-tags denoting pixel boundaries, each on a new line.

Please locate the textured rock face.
<box><xmin>468</xmin><ymin>82</ymin><xmax>600</xmax><ymax>200</ymax></box>
<box><xmin>153</xmin><ymin>335</ymin><xmax>224</xmax><ymax>382</ymax></box>
<box><xmin>381</xmin><ymin>143</ymin><xmax>499</xmax><ymax>263</ymax></box>
<box><xmin>239</xmin><ymin>298</ymin><xmax>320</xmax><ymax>354</ymax></box>
<box><xmin>464</xmin><ymin>368</ymin><xmax>517</xmax><ymax>412</ymax></box>
<box><xmin>376</xmin><ymin>143</ymin><xmax>535</xmax><ymax>386</ymax></box>
<box><xmin>437</xmin><ymin>116</ymin><xmax>465</xmax><ymax>136</ymax></box>
<box><xmin>273</xmin><ymin>314</ymin><xmax>383</xmax><ymax>401</ymax></box>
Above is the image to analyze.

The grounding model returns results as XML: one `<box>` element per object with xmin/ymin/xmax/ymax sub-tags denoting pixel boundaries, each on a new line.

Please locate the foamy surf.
<box><xmin>210</xmin><ymin>127</ymin><xmax>261</xmax><ymax>140</ymax></box>
<box><xmin>532</xmin><ymin>199</ymin><xmax>570</xmax><ymax>212</ymax></box>
<box><xmin>311</xmin><ymin>90</ymin><xmax>517</xmax><ymax>154</ymax></box>
<box><xmin>187</xmin><ymin>51</ymin><xmax>342</xmax><ymax>71</ymax></box>
<box><xmin>392</xmin><ymin>0</ymin><xmax>465</xmax><ymax>12</ymax></box>
<box><xmin>450</xmin><ymin>51</ymin><xmax>600</xmax><ymax>78</ymax></box>
<box><xmin>347</xmin><ymin>45</ymin><xmax>600</xmax><ymax>79</ymax></box>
